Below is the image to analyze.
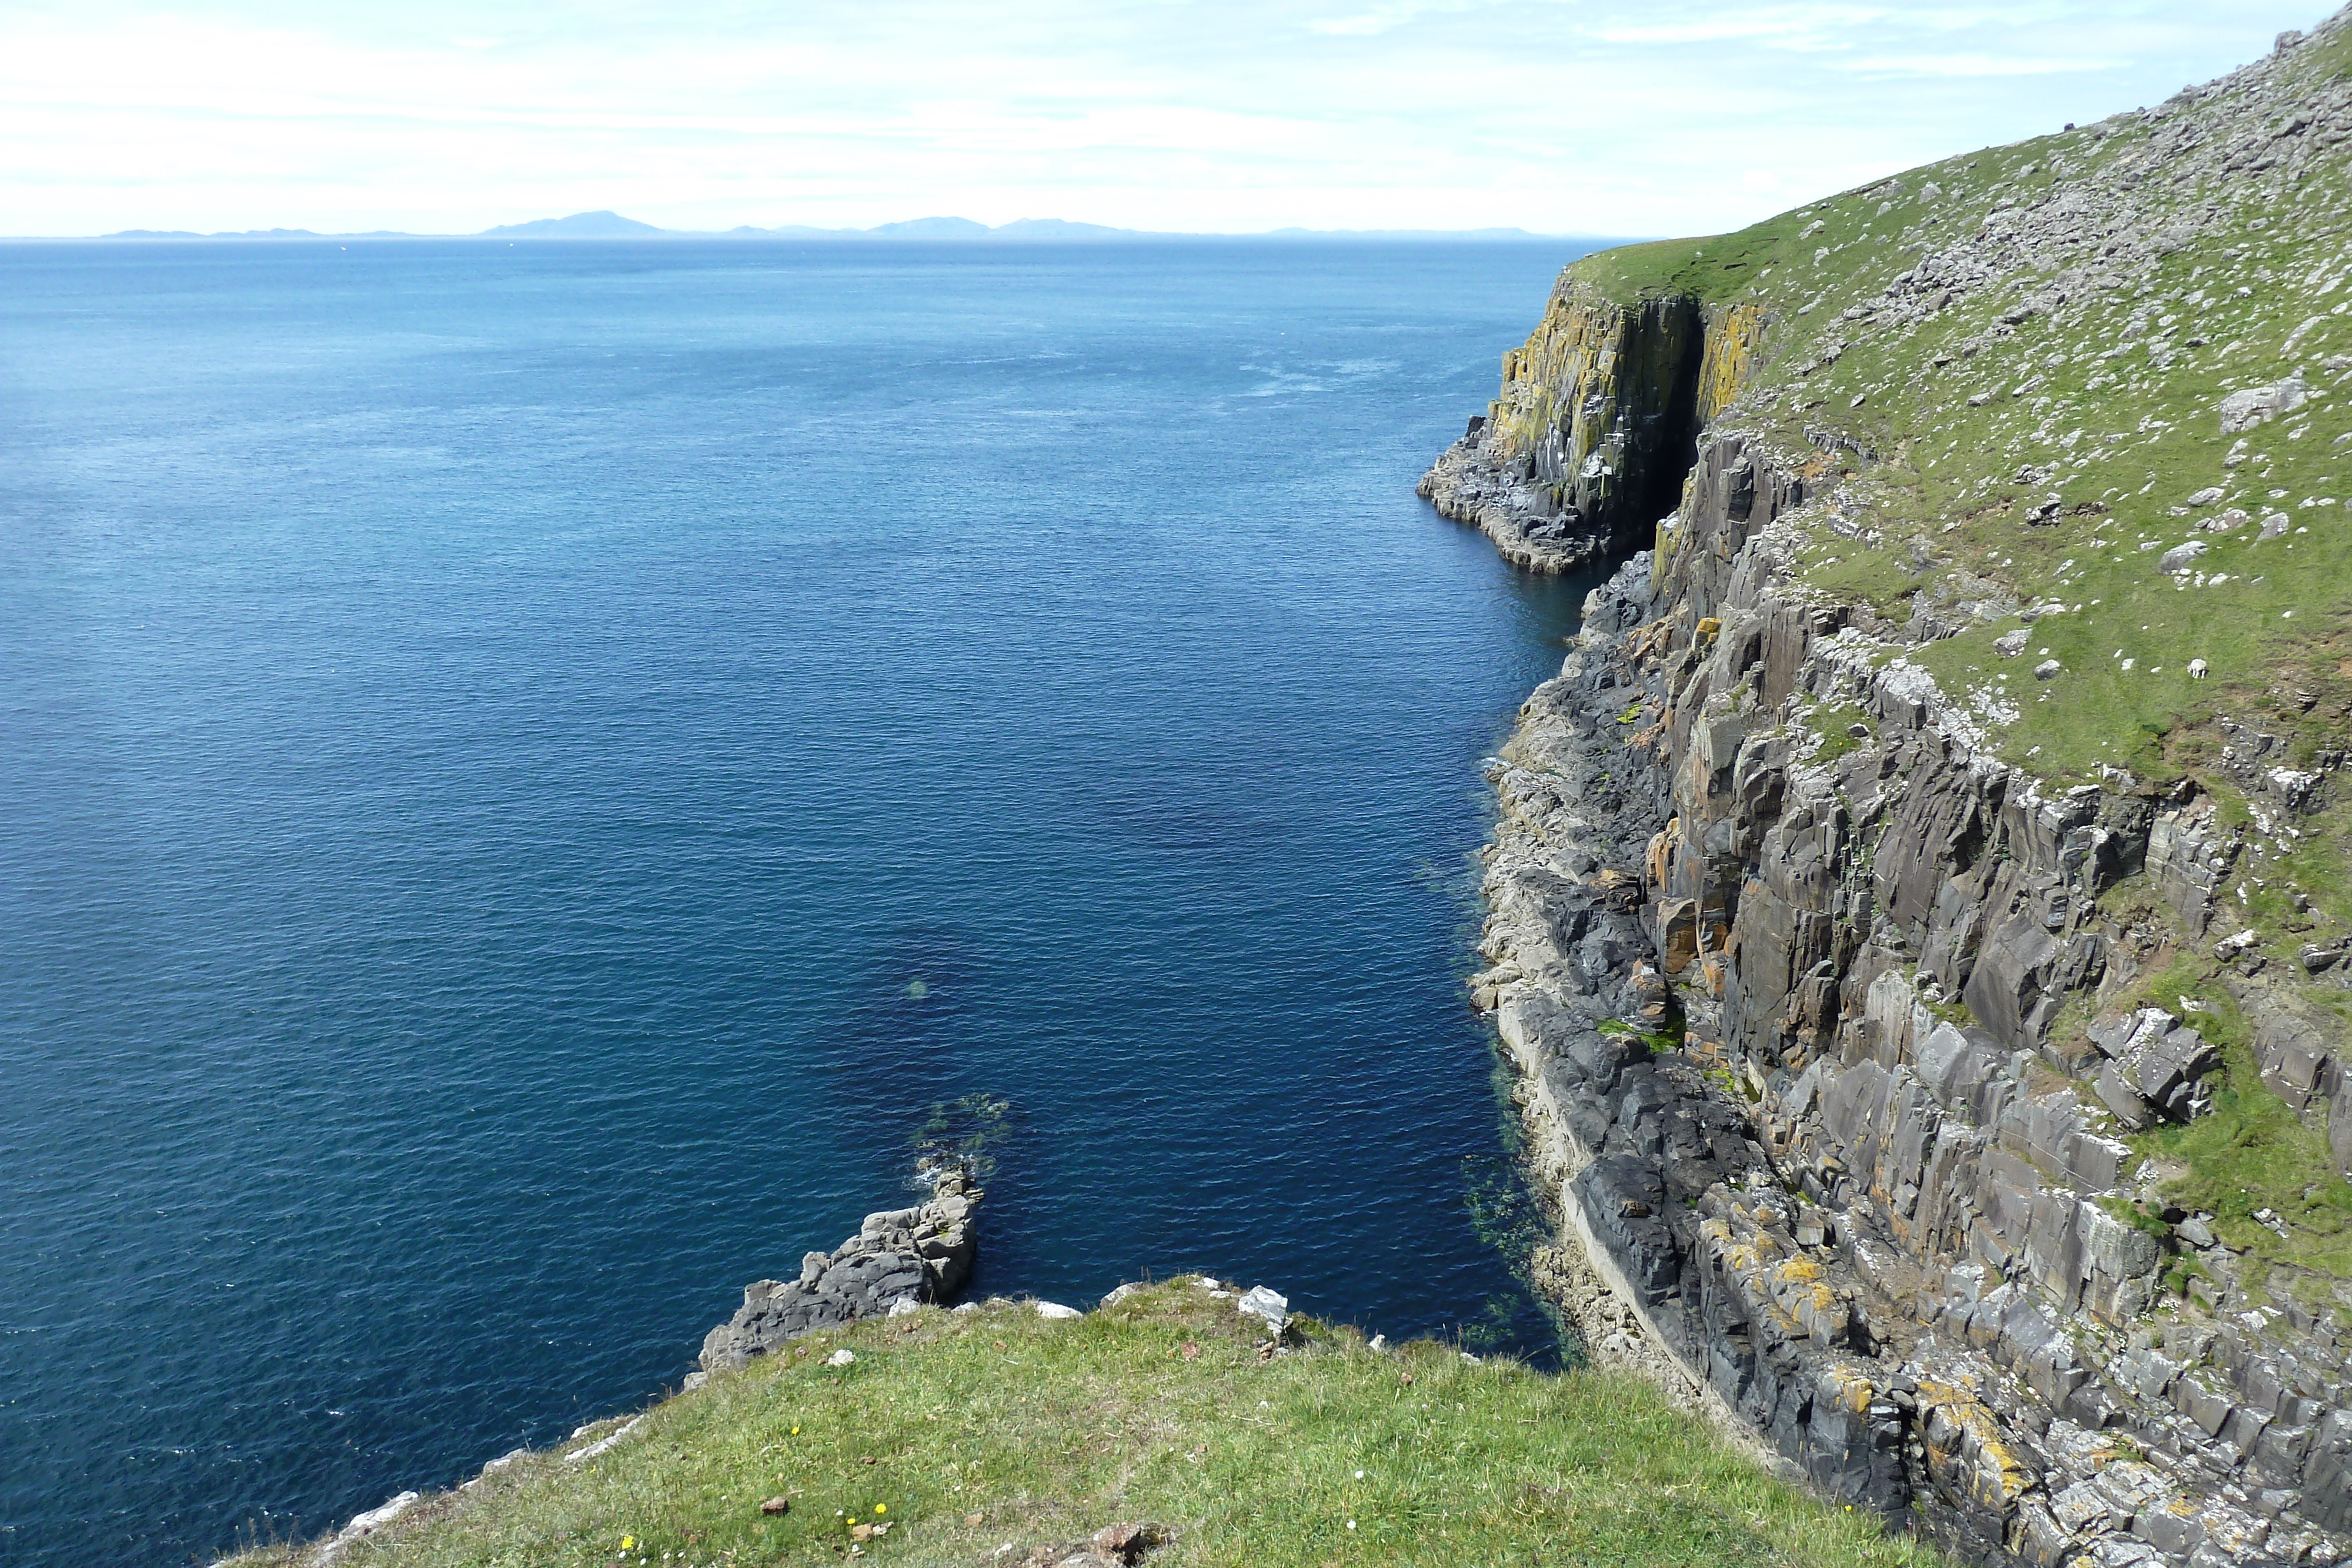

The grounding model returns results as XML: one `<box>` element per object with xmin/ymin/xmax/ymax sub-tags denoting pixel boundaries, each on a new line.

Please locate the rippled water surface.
<box><xmin>0</xmin><ymin>238</ymin><xmax>1609</xmax><ymax>1566</ymax></box>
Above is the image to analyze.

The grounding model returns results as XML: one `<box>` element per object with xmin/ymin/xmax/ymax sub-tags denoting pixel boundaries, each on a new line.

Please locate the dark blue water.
<box><xmin>0</xmin><ymin>239</ymin><xmax>1605</xmax><ymax>1567</ymax></box>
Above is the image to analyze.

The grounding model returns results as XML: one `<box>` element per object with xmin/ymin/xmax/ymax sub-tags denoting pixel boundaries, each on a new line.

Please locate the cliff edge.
<box><xmin>1446</xmin><ymin>12</ymin><xmax>2352</xmax><ymax>1568</ymax></box>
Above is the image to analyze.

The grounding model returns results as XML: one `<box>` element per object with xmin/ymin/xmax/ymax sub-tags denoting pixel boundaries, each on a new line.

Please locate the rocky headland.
<box><xmin>697</xmin><ymin>1164</ymin><xmax>983</xmax><ymax>1376</ymax></box>
<box><xmin>1442</xmin><ymin>14</ymin><xmax>2352</xmax><ymax>1568</ymax></box>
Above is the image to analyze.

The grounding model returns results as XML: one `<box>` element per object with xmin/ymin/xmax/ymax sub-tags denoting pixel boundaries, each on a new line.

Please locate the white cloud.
<box><xmin>1840</xmin><ymin>52</ymin><xmax>2124</xmax><ymax>76</ymax></box>
<box><xmin>1587</xmin><ymin>6</ymin><xmax>1894</xmax><ymax>49</ymax></box>
<box><xmin>0</xmin><ymin>1</ymin><xmax>2324</xmax><ymax>236</ymax></box>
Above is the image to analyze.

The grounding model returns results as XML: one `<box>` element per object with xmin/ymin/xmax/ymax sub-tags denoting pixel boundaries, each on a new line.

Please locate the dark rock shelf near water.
<box><xmin>696</xmin><ymin>1166</ymin><xmax>983</xmax><ymax>1376</ymax></box>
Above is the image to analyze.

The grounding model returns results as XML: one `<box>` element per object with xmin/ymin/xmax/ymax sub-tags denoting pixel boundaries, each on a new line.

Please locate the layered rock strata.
<box><xmin>1433</xmin><ymin>18</ymin><xmax>2352</xmax><ymax>1564</ymax></box>
<box><xmin>699</xmin><ymin>1166</ymin><xmax>980</xmax><ymax>1373</ymax></box>
<box><xmin>1456</xmin><ymin>429</ymin><xmax>2352</xmax><ymax>1565</ymax></box>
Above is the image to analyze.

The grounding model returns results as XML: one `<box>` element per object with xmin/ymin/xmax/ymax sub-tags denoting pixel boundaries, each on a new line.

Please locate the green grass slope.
<box><xmin>230</xmin><ymin>1282</ymin><xmax>1939</xmax><ymax>1568</ymax></box>
<box><xmin>1576</xmin><ymin>18</ymin><xmax>2352</xmax><ymax>942</ymax></box>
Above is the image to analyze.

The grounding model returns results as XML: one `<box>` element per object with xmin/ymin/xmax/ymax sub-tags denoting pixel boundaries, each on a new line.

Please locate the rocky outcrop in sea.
<box><xmin>698</xmin><ymin>1165</ymin><xmax>982</xmax><ymax>1373</ymax></box>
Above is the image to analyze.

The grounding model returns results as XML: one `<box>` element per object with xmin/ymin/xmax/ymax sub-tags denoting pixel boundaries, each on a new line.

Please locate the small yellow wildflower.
<box><xmin>875</xmin><ymin>1505</ymin><xmax>887</xmax><ymax>1515</ymax></box>
<box><xmin>619</xmin><ymin>1536</ymin><xmax>636</xmax><ymax>1551</ymax></box>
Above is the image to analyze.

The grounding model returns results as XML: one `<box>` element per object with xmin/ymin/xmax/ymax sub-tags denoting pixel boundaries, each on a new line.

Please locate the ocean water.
<box><xmin>0</xmin><ymin>238</ymin><xmax>1609</xmax><ymax>1567</ymax></box>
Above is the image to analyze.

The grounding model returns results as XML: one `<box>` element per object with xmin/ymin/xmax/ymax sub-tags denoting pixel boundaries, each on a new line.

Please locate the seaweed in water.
<box><xmin>1458</xmin><ymin>1051</ymin><xmax>1583</xmax><ymax>1370</ymax></box>
<box><xmin>910</xmin><ymin>1092</ymin><xmax>1018</xmax><ymax>1182</ymax></box>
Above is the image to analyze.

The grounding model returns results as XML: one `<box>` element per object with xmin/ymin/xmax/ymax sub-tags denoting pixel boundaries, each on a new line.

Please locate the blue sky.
<box><xmin>0</xmin><ymin>1</ymin><xmax>2327</xmax><ymax>236</ymax></box>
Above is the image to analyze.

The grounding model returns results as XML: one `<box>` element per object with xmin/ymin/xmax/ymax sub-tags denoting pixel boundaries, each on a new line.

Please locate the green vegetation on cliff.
<box><xmin>1560</xmin><ymin>22</ymin><xmax>2352</xmax><ymax>951</ymax></box>
<box><xmin>235</xmin><ymin>1282</ymin><xmax>1938</xmax><ymax>1568</ymax></box>
<box><xmin>1453</xmin><ymin>13</ymin><xmax>2352</xmax><ymax>1305</ymax></box>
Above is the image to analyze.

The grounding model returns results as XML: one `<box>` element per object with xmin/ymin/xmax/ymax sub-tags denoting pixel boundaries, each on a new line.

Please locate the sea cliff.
<box><xmin>1443</xmin><ymin>13</ymin><xmax>2352</xmax><ymax>1568</ymax></box>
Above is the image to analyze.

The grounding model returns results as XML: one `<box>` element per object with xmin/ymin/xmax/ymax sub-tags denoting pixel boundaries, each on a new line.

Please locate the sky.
<box><xmin>0</xmin><ymin>1</ymin><xmax>2331</xmax><ymax>237</ymax></box>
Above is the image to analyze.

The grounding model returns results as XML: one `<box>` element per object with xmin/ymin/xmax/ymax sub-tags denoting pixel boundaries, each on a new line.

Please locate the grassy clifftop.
<box><xmin>234</xmin><ymin>1281</ymin><xmax>1937</xmax><ymax>1568</ymax></box>
<box><xmin>1571</xmin><ymin>16</ymin><xmax>2352</xmax><ymax>935</ymax></box>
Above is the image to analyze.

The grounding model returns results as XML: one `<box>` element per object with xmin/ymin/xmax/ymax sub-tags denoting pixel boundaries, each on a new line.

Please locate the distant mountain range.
<box><xmin>92</xmin><ymin>210</ymin><xmax>1592</xmax><ymax>243</ymax></box>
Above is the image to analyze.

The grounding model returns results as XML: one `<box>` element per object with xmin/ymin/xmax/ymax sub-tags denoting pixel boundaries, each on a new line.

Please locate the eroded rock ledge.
<box><xmin>698</xmin><ymin>1166</ymin><xmax>981</xmax><ymax>1373</ymax></box>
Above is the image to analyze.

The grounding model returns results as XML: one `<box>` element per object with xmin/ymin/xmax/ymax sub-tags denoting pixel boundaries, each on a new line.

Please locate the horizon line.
<box><xmin>24</xmin><ymin>209</ymin><xmax>1635</xmax><ymax>245</ymax></box>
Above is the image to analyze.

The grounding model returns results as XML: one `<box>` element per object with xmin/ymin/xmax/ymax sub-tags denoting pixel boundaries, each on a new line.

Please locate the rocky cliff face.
<box><xmin>1442</xmin><ymin>16</ymin><xmax>2352</xmax><ymax>1568</ymax></box>
<box><xmin>1418</xmin><ymin>285</ymin><xmax>1763</xmax><ymax>573</ymax></box>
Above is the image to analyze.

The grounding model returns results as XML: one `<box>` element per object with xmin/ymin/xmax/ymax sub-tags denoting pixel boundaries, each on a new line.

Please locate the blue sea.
<box><xmin>0</xmin><ymin>238</ymin><xmax>1607</xmax><ymax>1567</ymax></box>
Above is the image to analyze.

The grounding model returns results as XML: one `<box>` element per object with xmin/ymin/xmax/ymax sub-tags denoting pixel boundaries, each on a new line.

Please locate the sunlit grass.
<box><xmin>230</xmin><ymin>1282</ymin><xmax>1942</xmax><ymax>1568</ymax></box>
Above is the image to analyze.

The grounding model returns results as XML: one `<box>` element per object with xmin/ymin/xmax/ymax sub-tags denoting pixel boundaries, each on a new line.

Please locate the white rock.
<box><xmin>2157</xmin><ymin>540</ymin><xmax>2209</xmax><ymax>573</ymax></box>
<box><xmin>2220</xmin><ymin>376</ymin><xmax>2307</xmax><ymax>432</ymax></box>
<box><xmin>313</xmin><ymin>1492</ymin><xmax>421</xmax><ymax>1565</ymax></box>
<box><xmin>826</xmin><ymin>1348</ymin><xmax>857</xmax><ymax>1367</ymax></box>
<box><xmin>1993</xmin><ymin>628</ymin><xmax>2029</xmax><ymax>657</ymax></box>
<box><xmin>1034</xmin><ymin>1300</ymin><xmax>1082</xmax><ymax>1320</ymax></box>
<box><xmin>564</xmin><ymin>1415</ymin><xmax>646</xmax><ymax>1465</ymax></box>
<box><xmin>886</xmin><ymin>1296</ymin><xmax>921</xmax><ymax>1316</ymax></box>
<box><xmin>1100</xmin><ymin>1282</ymin><xmax>1141</xmax><ymax>1308</ymax></box>
<box><xmin>1237</xmin><ymin>1286</ymin><xmax>1290</xmax><ymax>1332</ymax></box>
<box><xmin>2186</xmin><ymin>486</ymin><xmax>2226</xmax><ymax>506</ymax></box>
<box><xmin>2034</xmin><ymin>660</ymin><xmax>2063</xmax><ymax>680</ymax></box>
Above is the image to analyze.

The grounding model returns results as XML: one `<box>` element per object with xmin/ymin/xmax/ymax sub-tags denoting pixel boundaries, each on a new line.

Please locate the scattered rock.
<box><xmin>2219</xmin><ymin>377</ymin><xmax>2307</xmax><ymax>433</ymax></box>
<box><xmin>1034</xmin><ymin>1300</ymin><xmax>1083</xmax><ymax>1320</ymax></box>
<box><xmin>563</xmin><ymin>1416</ymin><xmax>644</xmax><ymax>1465</ymax></box>
<box><xmin>760</xmin><ymin>1496</ymin><xmax>792</xmax><ymax>1516</ymax></box>
<box><xmin>826</xmin><ymin>1348</ymin><xmax>856</xmax><ymax>1368</ymax></box>
<box><xmin>699</xmin><ymin>1166</ymin><xmax>982</xmax><ymax>1373</ymax></box>
<box><xmin>1090</xmin><ymin>1521</ymin><xmax>1169</xmax><ymax>1563</ymax></box>
<box><xmin>1235</xmin><ymin>1286</ymin><xmax>1290</xmax><ymax>1333</ymax></box>
<box><xmin>2033</xmin><ymin>658</ymin><xmax>2062</xmax><ymax>679</ymax></box>
<box><xmin>1994</xmin><ymin>628</ymin><xmax>2030</xmax><ymax>657</ymax></box>
<box><xmin>2215</xmin><ymin>928</ymin><xmax>2260</xmax><ymax>960</ymax></box>
<box><xmin>2157</xmin><ymin>540</ymin><xmax>2209</xmax><ymax>573</ymax></box>
<box><xmin>311</xmin><ymin>1492</ymin><xmax>420</xmax><ymax>1566</ymax></box>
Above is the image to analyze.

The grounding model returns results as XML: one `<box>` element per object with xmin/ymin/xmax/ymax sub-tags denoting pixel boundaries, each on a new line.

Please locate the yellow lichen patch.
<box><xmin>1646</xmin><ymin>819</ymin><xmax>1682</xmax><ymax>887</ymax></box>
<box><xmin>1915</xmin><ymin>1379</ymin><xmax>2033</xmax><ymax>1517</ymax></box>
<box><xmin>1818</xmin><ymin>1364</ymin><xmax>1877</xmax><ymax>1418</ymax></box>
<box><xmin>1490</xmin><ymin>285</ymin><xmax>1635</xmax><ymax>467</ymax></box>
<box><xmin>1696</xmin><ymin>302</ymin><xmax>1768</xmax><ymax>424</ymax></box>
